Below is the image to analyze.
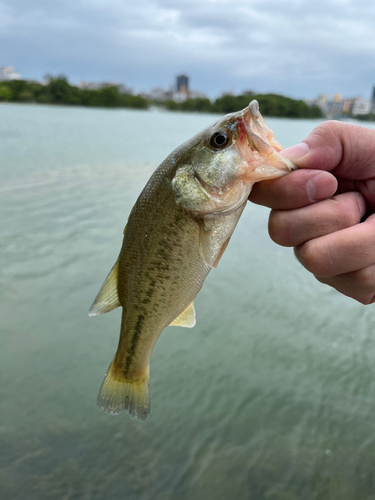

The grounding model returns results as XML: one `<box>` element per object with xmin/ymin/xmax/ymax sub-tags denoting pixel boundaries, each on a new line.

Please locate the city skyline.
<box><xmin>1</xmin><ymin>65</ymin><xmax>374</xmax><ymax>111</ymax></box>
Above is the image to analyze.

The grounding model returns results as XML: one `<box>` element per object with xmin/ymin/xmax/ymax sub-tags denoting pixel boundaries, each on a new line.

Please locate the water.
<box><xmin>1</xmin><ymin>103</ymin><xmax>375</xmax><ymax>500</ymax></box>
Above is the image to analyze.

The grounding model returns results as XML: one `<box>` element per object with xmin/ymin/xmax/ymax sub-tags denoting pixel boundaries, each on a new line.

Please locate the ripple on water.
<box><xmin>2</xmin><ymin>105</ymin><xmax>375</xmax><ymax>500</ymax></box>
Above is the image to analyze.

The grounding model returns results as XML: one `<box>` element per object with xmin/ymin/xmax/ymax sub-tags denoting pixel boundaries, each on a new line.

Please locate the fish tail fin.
<box><xmin>97</xmin><ymin>361</ymin><xmax>150</xmax><ymax>421</ymax></box>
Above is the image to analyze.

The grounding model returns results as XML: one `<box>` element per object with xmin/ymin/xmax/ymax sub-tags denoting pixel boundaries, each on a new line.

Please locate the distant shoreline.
<box><xmin>2</xmin><ymin>99</ymin><xmax>374</xmax><ymax>123</ymax></box>
<box><xmin>0</xmin><ymin>100</ymin><xmax>324</xmax><ymax>119</ymax></box>
<box><xmin>0</xmin><ymin>77</ymin><xmax>324</xmax><ymax>119</ymax></box>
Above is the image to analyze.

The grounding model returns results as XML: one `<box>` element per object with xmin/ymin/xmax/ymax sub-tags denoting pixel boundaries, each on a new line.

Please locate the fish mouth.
<box><xmin>240</xmin><ymin>100</ymin><xmax>296</xmax><ymax>178</ymax></box>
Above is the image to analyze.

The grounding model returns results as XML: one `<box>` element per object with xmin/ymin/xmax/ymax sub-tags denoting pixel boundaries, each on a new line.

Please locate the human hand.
<box><xmin>249</xmin><ymin>121</ymin><xmax>375</xmax><ymax>304</ymax></box>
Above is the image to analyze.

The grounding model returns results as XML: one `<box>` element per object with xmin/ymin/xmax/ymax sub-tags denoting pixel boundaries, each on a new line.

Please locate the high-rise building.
<box><xmin>176</xmin><ymin>75</ymin><xmax>189</xmax><ymax>93</ymax></box>
<box><xmin>371</xmin><ymin>86</ymin><xmax>375</xmax><ymax>113</ymax></box>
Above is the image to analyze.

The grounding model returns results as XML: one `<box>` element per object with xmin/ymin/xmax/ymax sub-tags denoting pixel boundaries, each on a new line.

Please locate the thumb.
<box><xmin>280</xmin><ymin>121</ymin><xmax>375</xmax><ymax>180</ymax></box>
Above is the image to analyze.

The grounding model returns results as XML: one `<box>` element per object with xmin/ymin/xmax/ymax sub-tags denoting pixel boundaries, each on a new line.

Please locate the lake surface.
<box><xmin>1</xmin><ymin>103</ymin><xmax>375</xmax><ymax>500</ymax></box>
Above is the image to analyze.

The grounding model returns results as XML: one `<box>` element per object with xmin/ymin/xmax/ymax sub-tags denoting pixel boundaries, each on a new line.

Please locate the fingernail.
<box><xmin>306</xmin><ymin>173</ymin><xmax>337</xmax><ymax>202</ymax></box>
<box><xmin>280</xmin><ymin>142</ymin><xmax>309</xmax><ymax>159</ymax></box>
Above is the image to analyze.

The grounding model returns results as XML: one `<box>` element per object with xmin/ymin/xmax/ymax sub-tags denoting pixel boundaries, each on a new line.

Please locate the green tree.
<box><xmin>119</xmin><ymin>93</ymin><xmax>148</xmax><ymax>109</ymax></box>
<box><xmin>97</xmin><ymin>86</ymin><xmax>120</xmax><ymax>107</ymax></box>
<box><xmin>213</xmin><ymin>93</ymin><xmax>323</xmax><ymax>118</ymax></box>
<box><xmin>163</xmin><ymin>99</ymin><xmax>179</xmax><ymax>111</ymax></box>
<box><xmin>44</xmin><ymin>76</ymin><xmax>80</xmax><ymax>104</ymax></box>
<box><xmin>0</xmin><ymin>84</ymin><xmax>12</xmax><ymax>101</ymax></box>
<box><xmin>181</xmin><ymin>98</ymin><xmax>213</xmax><ymax>112</ymax></box>
<box><xmin>0</xmin><ymin>77</ymin><xmax>323</xmax><ymax>118</ymax></box>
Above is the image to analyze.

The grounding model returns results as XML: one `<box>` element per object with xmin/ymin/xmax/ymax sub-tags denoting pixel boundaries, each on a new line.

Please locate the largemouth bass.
<box><xmin>89</xmin><ymin>100</ymin><xmax>295</xmax><ymax>420</ymax></box>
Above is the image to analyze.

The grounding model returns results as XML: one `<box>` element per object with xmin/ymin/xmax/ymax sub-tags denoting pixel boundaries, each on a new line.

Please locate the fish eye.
<box><xmin>210</xmin><ymin>130</ymin><xmax>231</xmax><ymax>150</ymax></box>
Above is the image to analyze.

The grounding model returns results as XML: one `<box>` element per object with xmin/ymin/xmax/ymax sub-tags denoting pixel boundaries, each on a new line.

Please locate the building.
<box><xmin>176</xmin><ymin>75</ymin><xmax>189</xmax><ymax>94</ymax></box>
<box><xmin>352</xmin><ymin>97</ymin><xmax>371</xmax><ymax>116</ymax></box>
<box><xmin>308</xmin><ymin>89</ymin><xmax>374</xmax><ymax>118</ymax></box>
<box><xmin>173</xmin><ymin>91</ymin><xmax>188</xmax><ymax>102</ymax></box>
<box><xmin>189</xmin><ymin>90</ymin><xmax>207</xmax><ymax>99</ymax></box>
<box><xmin>142</xmin><ymin>76</ymin><xmax>206</xmax><ymax>103</ymax></box>
<box><xmin>342</xmin><ymin>98</ymin><xmax>356</xmax><ymax>115</ymax></box>
<box><xmin>324</xmin><ymin>93</ymin><xmax>343</xmax><ymax>118</ymax></box>
<box><xmin>147</xmin><ymin>87</ymin><xmax>174</xmax><ymax>101</ymax></box>
<box><xmin>313</xmin><ymin>94</ymin><xmax>328</xmax><ymax>113</ymax></box>
<box><xmin>0</xmin><ymin>66</ymin><xmax>21</xmax><ymax>81</ymax></box>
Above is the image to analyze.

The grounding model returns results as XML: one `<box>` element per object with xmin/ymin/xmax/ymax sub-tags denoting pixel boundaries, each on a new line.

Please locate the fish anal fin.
<box><xmin>88</xmin><ymin>259</ymin><xmax>121</xmax><ymax>317</ymax></box>
<box><xmin>213</xmin><ymin>238</ymin><xmax>230</xmax><ymax>269</ymax></box>
<box><xmin>169</xmin><ymin>301</ymin><xmax>196</xmax><ymax>328</ymax></box>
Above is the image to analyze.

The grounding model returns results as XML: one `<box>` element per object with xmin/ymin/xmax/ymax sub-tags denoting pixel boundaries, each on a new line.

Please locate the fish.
<box><xmin>89</xmin><ymin>100</ymin><xmax>295</xmax><ymax>420</ymax></box>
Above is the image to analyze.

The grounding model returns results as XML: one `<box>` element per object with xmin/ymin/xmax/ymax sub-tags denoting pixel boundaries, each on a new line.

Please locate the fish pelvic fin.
<box><xmin>169</xmin><ymin>301</ymin><xmax>196</xmax><ymax>328</ymax></box>
<box><xmin>88</xmin><ymin>259</ymin><xmax>120</xmax><ymax>317</ymax></box>
<box><xmin>97</xmin><ymin>361</ymin><xmax>150</xmax><ymax>421</ymax></box>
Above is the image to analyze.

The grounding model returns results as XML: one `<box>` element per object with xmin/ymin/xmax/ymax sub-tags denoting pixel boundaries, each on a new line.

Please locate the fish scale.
<box><xmin>89</xmin><ymin>100</ymin><xmax>295</xmax><ymax>420</ymax></box>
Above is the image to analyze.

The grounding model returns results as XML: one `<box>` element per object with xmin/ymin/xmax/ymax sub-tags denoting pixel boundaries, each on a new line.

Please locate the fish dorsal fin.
<box><xmin>88</xmin><ymin>260</ymin><xmax>121</xmax><ymax>317</ymax></box>
<box><xmin>169</xmin><ymin>302</ymin><xmax>196</xmax><ymax>328</ymax></box>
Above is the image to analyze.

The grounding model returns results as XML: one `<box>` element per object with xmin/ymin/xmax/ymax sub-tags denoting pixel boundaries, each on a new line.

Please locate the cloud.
<box><xmin>1</xmin><ymin>0</ymin><xmax>375</xmax><ymax>99</ymax></box>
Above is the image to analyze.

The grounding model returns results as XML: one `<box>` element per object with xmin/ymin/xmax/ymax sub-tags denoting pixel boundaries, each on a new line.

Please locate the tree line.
<box><xmin>0</xmin><ymin>76</ymin><xmax>148</xmax><ymax>109</ymax></box>
<box><xmin>0</xmin><ymin>75</ymin><xmax>323</xmax><ymax>118</ymax></box>
<box><xmin>163</xmin><ymin>93</ymin><xmax>323</xmax><ymax>118</ymax></box>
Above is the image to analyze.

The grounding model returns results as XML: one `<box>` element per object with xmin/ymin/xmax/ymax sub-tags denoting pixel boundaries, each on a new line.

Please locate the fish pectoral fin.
<box><xmin>169</xmin><ymin>301</ymin><xmax>196</xmax><ymax>328</ymax></box>
<box><xmin>213</xmin><ymin>238</ymin><xmax>230</xmax><ymax>269</ymax></box>
<box><xmin>198</xmin><ymin>220</ymin><xmax>216</xmax><ymax>267</ymax></box>
<box><xmin>88</xmin><ymin>259</ymin><xmax>121</xmax><ymax>317</ymax></box>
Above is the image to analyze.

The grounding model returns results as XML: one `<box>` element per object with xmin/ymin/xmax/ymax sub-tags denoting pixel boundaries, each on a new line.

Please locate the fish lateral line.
<box><xmin>90</xmin><ymin>100</ymin><xmax>296</xmax><ymax>420</ymax></box>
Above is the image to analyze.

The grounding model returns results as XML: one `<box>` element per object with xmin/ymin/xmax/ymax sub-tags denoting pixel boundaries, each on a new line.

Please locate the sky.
<box><xmin>1</xmin><ymin>0</ymin><xmax>375</xmax><ymax>100</ymax></box>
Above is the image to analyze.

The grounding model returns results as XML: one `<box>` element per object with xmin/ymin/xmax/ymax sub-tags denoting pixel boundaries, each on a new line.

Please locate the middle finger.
<box><xmin>268</xmin><ymin>192</ymin><xmax>367</xmax><ymax>247</ymax></box>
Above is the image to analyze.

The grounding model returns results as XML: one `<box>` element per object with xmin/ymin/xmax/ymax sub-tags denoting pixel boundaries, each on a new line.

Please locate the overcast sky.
<box><xmin>1</xmin><ymin>0</ymin><xmax>375</xmax><ymax>99</ymax></box>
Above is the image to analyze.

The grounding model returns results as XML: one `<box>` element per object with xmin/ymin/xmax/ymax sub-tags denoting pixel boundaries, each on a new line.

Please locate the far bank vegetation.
<box><xmin>0</xmin><ymin>76</ymin><xmax>323</xmax><ymax>119</ymax></box>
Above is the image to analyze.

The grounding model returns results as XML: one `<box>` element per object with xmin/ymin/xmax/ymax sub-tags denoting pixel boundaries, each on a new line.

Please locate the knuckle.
<box><xmin>295</xmin><ymin>240</ymin><xmax>316</xmax><ymax>271</ymax></box>
<box><xmin>268</xmin><ymin>211</ymin><xmax>293</xmax><ymax>246</ymax></box>
<box><xmin>356</xmin><ymin>296</ymin><xmax>374</xmax><ymax>306</ymax></box>
<box><xmin>351</xmin><ymin>267</ymin><xmax>375</xmax><ymax>292</ymax></box>
<box><xmin>330</xmin><ymin>195</ymin><xmax>361</xmax><ymax>229</ymax></box>
<box><xmin>296</xmin><ymin>239</ymin><xmax>334</xmax><ymax>277</ymax></box>
<box><xmin>334</xmin><ymin>207</ymin><xmax>357</xmax><ymax>230</ymax></box>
